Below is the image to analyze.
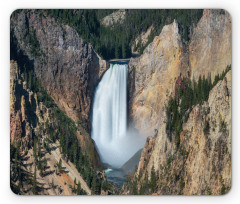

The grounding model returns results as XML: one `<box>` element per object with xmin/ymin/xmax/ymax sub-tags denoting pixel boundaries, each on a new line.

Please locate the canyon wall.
<box><xmin>126</xmin><ymin>9</ymin><xmax>231</xmax><ymax>195</ymax></box>
<box><xmin>10</xmin><ymin>60</ymin><xmax>35</xmax><ymax>151</ymax></box>
<box><xmin>11</xmin><ymin>10</ymin><xmax>108</xmax><ymax>130</ymax></box>
<box><xmin>123</xmin><ymin>70</ymin><xmax>231</xmax><ymax>195</ymax></box>
<box><xmin>128</xmin><ymin>19</ymin><xmax>188</xmax><ymax>135</ymax></box>
<box><xmin>10</xmin><ymin>61</ymin><xmax>93</xmax><ymax>195</ymax></box>
<box><xmin>10</xmin><ymin>10</ymin><xmax>108</xmax><ymax>194</ymax></box>
<box><xmin>189</xmin><ymin>9</ymin><xmax>231</xmax><ymax>81</ymax></box>
<box><xmin>128</xmin><ymin>9</ymin><xmax>231</xmax><ymax>135</ymax></box>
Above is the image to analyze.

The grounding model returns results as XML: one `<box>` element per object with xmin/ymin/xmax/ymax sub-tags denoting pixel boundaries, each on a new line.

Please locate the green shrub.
<box><xmin>204</xmin><ymin>120</ymin><xmax>210</xmax><ymax>135</ymax></box>
<box><xmin>220</xmin><ymin>119</ymin><xmax>227</xmax><ymax>133</ymax></box>
<box><xmin>166</xmin><ymin>65</ymin><xmax>231</xmax><ymax>148</ymax></box>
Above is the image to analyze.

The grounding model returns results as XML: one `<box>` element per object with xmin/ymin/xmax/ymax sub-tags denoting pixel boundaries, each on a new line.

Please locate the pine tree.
<box><xmin>198</xmin><ymin>75</ymin><xmax>202</xmax><ymax>104</ymax></box>
<box><xmin>32</xmin><ymin>165</ymin><xmax>37</xmax><ymax>195</ymax></box>
<box><xmin>28</xmin><ymin>70</ymin><xmax>32</xmax><ymax>89</ymax></box>
<box><xmin>132</xmin><ymin>180</ymin><xmax>138</xmax><ymax>195</ymax></box>
<box><xmin>58</xmin><ymin>159</ymin><xmax>62</xmax><ymax>174</ymax></box>
<box><xmin>51</xmin><ymin>178</ymin><xmax>55</xmax><ymax>189</ymax></box>
<box><xmin>121</xmin><ymin>40</ymin><xmax>126</xmax><ymax>59</ymax></box>
<box><xmin>33</xmin><ymin>138</ymin><xmax>38</xmax><ymax>164</ymax></box>
<box><xmin>115</xmin><ymin>46</ymin><xmax>120</xmax><ymax>59</ymax></box>
<box><xmin>24</xmin><ymin>65</ymin><xmax>27</xmax><ymax>82</ymax></box>
<box><xmin>76</xmin><ymin>182</ymin><xmax>82</xmax><ymax>195</ymax></box>
<box><xmin>150</xmin><ymin>166</ymin><xmax>157</xmax><ymax>193</ymax></box>
<box><xmin>91</xmin><ymin>173</ymin><xmax>97</xmax><ymax>195</ymax></box>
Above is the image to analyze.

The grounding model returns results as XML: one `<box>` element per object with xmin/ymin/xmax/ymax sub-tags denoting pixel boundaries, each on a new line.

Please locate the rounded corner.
<box><xmin>221</xmin><ymin>9</ymin><xmax>232</xmax><ymax>21</ymax></box>
<box><xmin>220</xmin><ymin>184</ymin><xmax>232</xmax><ymax>196</ymax></box>
<box><xmin>10</xmin><ymin>183</ymin><xmax>21</xmax><ymax>196</ymax></box>
<box><xmin>10</xmin><ymin>9</ymin><xmax>22</xmax><ymax>20</ymax></box>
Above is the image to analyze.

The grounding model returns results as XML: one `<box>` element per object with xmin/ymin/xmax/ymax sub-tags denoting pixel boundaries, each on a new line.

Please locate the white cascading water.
<box><xmin>91</xmin><ymin>63</ymin><xmax>145</xmax><ymax>168</ymax></box>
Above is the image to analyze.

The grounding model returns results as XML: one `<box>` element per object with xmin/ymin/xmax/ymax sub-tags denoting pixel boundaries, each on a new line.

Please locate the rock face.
<box><xmin>128</xmin><ymin>9</ymin><xmax>231</xmax><ymax>135</ymax></box>
<box><xmin>11</xmin><ymin>10</ymin><xmax>108</xmax><ymax>130</ymax></box>
<box><xmin>10</xmin><ymin>60</ymin><xmax>35</xmax><ymax>151</ymax></box>
<box><xmin>121</xmin><ymin>148</ymin><xmax>143</xmax><ymax>175</ymax></box>
<box><xmin>125</xmin><ymin>9</ymin><xmax>231</xmax><ymax>195</ymax></box>
<box><xmin>178</xmin><ymin>71</ymin><xmax>231</xmax><ymax>195</ymax></box>
<box><xmin>10</xmin><ymin>58</ymin><xmax>101</xmax><ymax>163</ymax></box>
<box><xmin>10</xmin><ymin>60</ymin><xmax>94</xmax><ymax>195</ymax></box>
<box><xmin>126</xmin><ymin>71</ymin><xmax>231</xmax><ymax>195</ymax></box>
<box><xmin>101</xmin><ymin>9</ymin><xmax>126</xmax><ymax>27</ymax></box>
<box><xmin>189</xmin><ymin>10</ymin><xmax>231</xmax><ymax>81</ymax></box>
<box><xmin>128</xmin><ymin>19</ymin><xmax>188</xmax><ymax>135</ymax></box>
<box><xmin>131</xmin><ymin>25</ymin><xmax>153</xmax><ymax>54</ymax></box>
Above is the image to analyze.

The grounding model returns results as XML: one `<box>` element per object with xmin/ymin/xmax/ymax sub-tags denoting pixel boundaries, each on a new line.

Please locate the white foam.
<box><xmin>91</xmin><ymin>63</ymin><xmax>146</xmax><ymax>168</ymax></box>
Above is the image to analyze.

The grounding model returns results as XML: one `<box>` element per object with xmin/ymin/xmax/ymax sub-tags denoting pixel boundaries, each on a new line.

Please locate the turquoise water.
<box><xmin>104</xmin><ymin>168</ymin><xmax>126</xmax><ymax>187</ymax></box>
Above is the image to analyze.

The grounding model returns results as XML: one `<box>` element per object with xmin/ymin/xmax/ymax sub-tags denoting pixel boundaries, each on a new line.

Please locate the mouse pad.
<box><xmin>10</xmin><ymin>9</ymin><xmax>231</xmax><ymax>195</ymax></box>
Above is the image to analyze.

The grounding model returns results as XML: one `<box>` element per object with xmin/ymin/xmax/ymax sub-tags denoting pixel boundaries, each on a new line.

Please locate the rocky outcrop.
<box><xmin>128</xmin><ymin>9</ymin><xmax>231</xmax><ymax>136</ymax></box>
<box><xmin>121</xmin><ymin>148</ymin><xmax>143</xmax><ymax>175</ymax></box>
<box><xmin>131</xmin><ymin>25</ymin><xmax>153</xmax><ymax>54</ymax></box>
<box><xmin>128</xmin><ymin>19</ymin><xmax>188</xmax><ymax>135</ymax></box>
<box><xmin>189</xmin><ymin>9</ymin><xmax>231</xmax><ymax>81</ymax></box>
<box><xmin>126</xmin><ymin>9</ymin><xmax>231</xmax><ymax>195</ymax></box>
<box><xmin>123</xmin><ymin>70</ymin><xmax>231</xmax><ymax>195</ymax></box>
<box><xmin>101</xmin><ymin>9</ymin><xmax>126</xmax><ymax>27</ymax></box>
<box><xmin>10</xmin><ymin>60</ymin><xmax>35</xmax><ymax>151</ymax></box>
<box><xmin>11</xmin><ymin>10</ymin><xmax>108</xmax><ymax>130</ymax></box>
<box><xmin>178</xmin><ymin>71</ymin><xmax>231</xmax><ymax>195</ymax></box>
<box><xmin>10</xmin><ymin>60</ymin><xmax>93</xmax><ymax>195</ymax></box>
<box><xmin>152</xmin><ymin>71</ymin><xmax>229</xmax><ymax>194</ymax></box>
<box><xmin>137</xmin><ymin>137</ymin><xmax>156</xmax><ymax>174</ymax></box>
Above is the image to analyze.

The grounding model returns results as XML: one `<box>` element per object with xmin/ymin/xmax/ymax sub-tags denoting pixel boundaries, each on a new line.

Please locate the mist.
<box><xmin>91</xmin><ymin>62</ymin><xmax>148</xmax><ymax>168</ymax></box>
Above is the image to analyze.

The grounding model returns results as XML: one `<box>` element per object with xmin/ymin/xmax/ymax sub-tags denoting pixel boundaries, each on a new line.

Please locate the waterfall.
<box><xmin>91</xmin><ymin>62</ymin><xmax>145</xmax><ymax>168</ymax></box>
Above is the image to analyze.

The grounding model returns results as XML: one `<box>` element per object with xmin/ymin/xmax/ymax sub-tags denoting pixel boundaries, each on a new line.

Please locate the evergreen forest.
<box><xmin>45</xmin><ymin>9</ymin><xmax>203</xmax><ymax>60</ymax></box>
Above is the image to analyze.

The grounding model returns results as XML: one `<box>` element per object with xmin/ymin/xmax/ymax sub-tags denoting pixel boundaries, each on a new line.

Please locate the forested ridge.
<box><xmin>166</xmin><ymin>65</ymin><xmax>231</xmax><ymax>149</ymax></box>
<box><xmin>43</xmin><ymin>9</ymin><xmax>203</xmax><ymax>60</ymax></box>
<box><xmin>10</xmin><ymin>58</ymin><xmax>114</xmax><ymax>195</ymax></box>
<box><xmin>123</xmin><ymin>65</ymin><xmax>231</xmax><ymax>195</ymax></box>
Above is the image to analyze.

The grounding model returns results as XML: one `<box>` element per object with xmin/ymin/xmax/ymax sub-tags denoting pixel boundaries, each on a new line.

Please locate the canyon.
<box><xmin>10</xmin><ymin>9</ymin><xmax>231</xmax><ymax>195</ymax></box>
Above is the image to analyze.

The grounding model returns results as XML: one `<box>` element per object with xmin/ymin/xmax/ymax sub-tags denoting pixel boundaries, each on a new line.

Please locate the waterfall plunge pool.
<box><xmin>104</xmin><ymin>168</ymin><xmax>126</xmax><ymax>187</ymax></box>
